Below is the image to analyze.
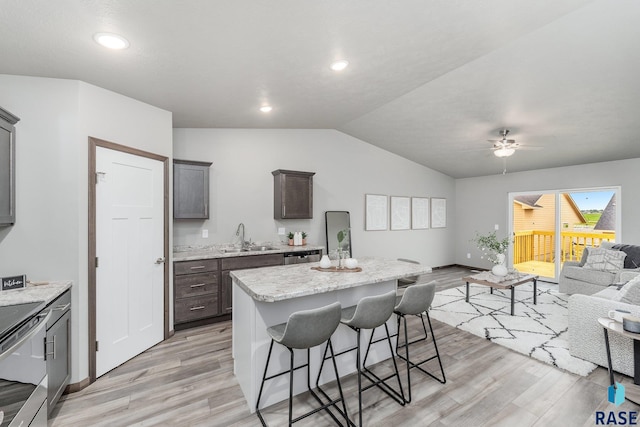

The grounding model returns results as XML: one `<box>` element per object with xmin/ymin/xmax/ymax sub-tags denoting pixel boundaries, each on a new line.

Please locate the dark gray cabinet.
<box><xmin>0</xmin><ymin>107</ymin><xmax>20</xmax><ymax>226</ymax></box>
<box><xmin>272</xmin><ymin>169</ymin><xmax>315</xmax><ymax>219</ymax></box>
<box><xmin>174</xmin><ymin>258</ymin><xmax>220</xmax><ymax>327</ymax></box>
<box><xmin>45</xmin><ymin>290</ymin><xmax>71</xmax><ymax>414</ymax></box>
<box><xmin>221</xmin><ymin>253</ymin><xmax>284</xmax><ymax>314</ymax></box>
<box><xmin>174</xmin><ymin>159</ymin><xmax>212</xmax><ymax>219</ymax></box>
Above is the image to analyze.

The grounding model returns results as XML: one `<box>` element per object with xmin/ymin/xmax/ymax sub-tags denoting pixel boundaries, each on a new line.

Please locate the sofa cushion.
<box><xmin>594</xmin><ymin>287</ymin><xmax>620</xmax><ymax>300</ymax></box>
<box><xmin>612</xmin><ymin>244</ymin><xmax>640</xmax><ymax>269</ymax></box>
<box><xmin>582</xmin><ymin>247</ymin><xmax>627</xmax><ymax>272</ymax></box>
<box><xmin>612</xmin><ymin>274</ymin><xmax>640</xmax><ymax>305</ymax></box>
<box><xmin>562</xmin><ymin>265</ymin><xmax>617</xmax><ymax>286</ymax></box>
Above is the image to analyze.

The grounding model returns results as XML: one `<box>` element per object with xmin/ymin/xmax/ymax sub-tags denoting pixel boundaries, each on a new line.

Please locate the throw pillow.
<box><xmin>582</xmin><ymin>248</ymin><xmax>627</xmax><ymax>272</ymax></box>
<box><xmin>612</xmin><ymin>244</ymin><xmax>640</xmax><ymax>269</ymax></box>
<box><xmin>612</xmin><ymin>274</ymin><xmax>640</xmax><ymax>305</ymax></box>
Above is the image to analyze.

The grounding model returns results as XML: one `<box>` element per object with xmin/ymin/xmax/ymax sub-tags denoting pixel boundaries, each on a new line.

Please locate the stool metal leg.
<box><xmin>361</xmin><ymin>324</ymin><xmax>406</xmax><ymax>406</ymax></box>
<box><xmin>256</xmin><ymin>339</ymin><xmax>275</xmax><ymax>426</ymax></box>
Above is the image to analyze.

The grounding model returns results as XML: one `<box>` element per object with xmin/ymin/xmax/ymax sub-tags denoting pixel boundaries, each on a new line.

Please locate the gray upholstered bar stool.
<box><xmin>393</xmin><ymin>280</ymin><xmax>446</xmax><ymax>403</ymax></box>
<box><xmin>255</xmin><ymin>302</ymin><xmax>350</xmax><ymax>426</ymax></box>
<box><xmin>321</xmin><ymin>290</ymin><xmax>405</xmax><ymax>427</ymax></box>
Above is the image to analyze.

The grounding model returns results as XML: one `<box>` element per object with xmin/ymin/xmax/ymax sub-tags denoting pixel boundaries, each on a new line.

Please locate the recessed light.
<box><xmin>330</xmin><ymin>60</ymin><xmax>349</xmax><ymax>71</ymax></box>
<box><xmin>93</xmin><ymin>33</ymin><xmax>130</xmax><ymax>50</ymax></box>
<box><xmin>260</xmin><ymin>105</ymin><xmax>273</xmax><ymax>113</ymax></box>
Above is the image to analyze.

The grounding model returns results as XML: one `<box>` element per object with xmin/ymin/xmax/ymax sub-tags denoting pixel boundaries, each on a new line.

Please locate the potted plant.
<box><xmin>471</xmin><ymin>231</ymin><xmax>511</xmax><ymax>276</ymax></box>
<box><xmin>288</xmin><ymin>232</ymin><xmax>294</xmax><ymax>246</ymax></box>
<box><xmin>301</xmin><ymin>231</ymin><xmax>307</xmax><ymax>245</ymax></box>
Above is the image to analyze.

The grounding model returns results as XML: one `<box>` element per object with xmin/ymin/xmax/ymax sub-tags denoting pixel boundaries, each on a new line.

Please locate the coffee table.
<box><xmin>462</xmin><ymin>272</ymin><xmax>538</xmax><ymax>315</ymax></box>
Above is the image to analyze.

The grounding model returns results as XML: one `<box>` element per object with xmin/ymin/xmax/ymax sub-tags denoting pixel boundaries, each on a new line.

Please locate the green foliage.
<box><xmin>471</xmin><ymin>231</ymin><xmax>511</xmax><ymax>264</ymax></box>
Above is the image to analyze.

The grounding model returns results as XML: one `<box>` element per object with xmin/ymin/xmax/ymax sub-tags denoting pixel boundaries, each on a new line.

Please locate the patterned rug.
<box><xmin>429</xmin><ymin>282</ymin><xmax>597</xmax><ymax>376</ymax></box>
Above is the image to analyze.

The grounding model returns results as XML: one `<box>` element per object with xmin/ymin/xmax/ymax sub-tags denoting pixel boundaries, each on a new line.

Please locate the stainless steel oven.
<box><xmin>0</xmin><ymin>301</ymin><xmax>50</xmax><ymax>427</ymax></box>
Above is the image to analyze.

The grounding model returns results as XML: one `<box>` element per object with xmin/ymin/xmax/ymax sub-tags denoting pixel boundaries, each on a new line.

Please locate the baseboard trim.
<box><xmin>66</xmin><ymin>377</ymin><xmax>91</xmax><ymax>394</ymax></box>
<box><xmin>432</xmin><ymin>264</ymin><xmax>488</xmax><ymax>271</ymax></box>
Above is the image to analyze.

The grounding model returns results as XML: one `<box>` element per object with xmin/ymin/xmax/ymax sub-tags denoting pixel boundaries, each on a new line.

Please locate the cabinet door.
<box><xmin>272</xmin><ymin>170</ymin><xmax>314</xmax><ymax>219</ymax></box>
<box><xmin>221</xmin><ymin>270</ymin><xmax>233</xmax><ymax>314</ymax></box>
<box><xmin>174</xmin><ymin>160</ymin><xmax>212</xmax><ymax>219</ymax></box>
<box><xmin>47</xmin><ymin>310</ymin><xmax>70</xmax><ymax>414</ymax></box>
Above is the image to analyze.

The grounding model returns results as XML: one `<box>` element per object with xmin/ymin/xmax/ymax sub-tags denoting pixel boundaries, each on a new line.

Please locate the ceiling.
<box><xmin>2</xmin><ymin>0</ymin><xmax>639</xmax><ymax>178</ymax></box>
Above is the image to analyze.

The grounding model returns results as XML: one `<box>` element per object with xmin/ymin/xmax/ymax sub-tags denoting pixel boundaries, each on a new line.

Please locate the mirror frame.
<box><xmin>325</xmin><ymin>210</ymin><xmax>352</xmax><ymax>257</ymax></box>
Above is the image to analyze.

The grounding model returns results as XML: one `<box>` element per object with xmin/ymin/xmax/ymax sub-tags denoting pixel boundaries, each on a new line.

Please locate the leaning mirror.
<box><xmin>325</xmin><ymin>211</ymin><xmax>352</xmax><ymax>257</ymax></box>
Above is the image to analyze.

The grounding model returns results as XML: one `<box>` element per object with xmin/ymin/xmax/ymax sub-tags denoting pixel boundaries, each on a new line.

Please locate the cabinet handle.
<box><xmin>46</xmin><ymin>335</ymin><xmax>56</xmax><ymax>360</ymax></box>
<box><xmin>53</xmin><ymin>303</ymin><xmax>71</xmax><ymax>312</ymax></box>
<box><xmin>190</xmin><ymin>266</ymin><xmax>206</xmax><ymax>270</ymax></box>
<box><xmin>190</xmin><ymin>283</ymin><xmax>206</xmax><ymax>288</ymax></box>
<box><xmin>190</xmin><ymin>306</ymin><xmax>205</xmax><ymax>311</ymax></box>
<box><xmin>283</xmin><ymin>205</ymin><xmax>286</xmax><ymax>217</ymax></box>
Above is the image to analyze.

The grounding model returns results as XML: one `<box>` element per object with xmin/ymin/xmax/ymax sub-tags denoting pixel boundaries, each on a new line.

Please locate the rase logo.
<box><xmin>595</xmin><ymin>382</ymin><xmax>639</xmax><ymax>425</ymax></box>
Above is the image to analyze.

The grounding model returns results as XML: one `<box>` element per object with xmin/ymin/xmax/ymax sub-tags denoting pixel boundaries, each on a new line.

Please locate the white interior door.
<box><xmin>96</xmin><ymin>146</ymin><xmax>164</xmax><ymax>377</ymax></box>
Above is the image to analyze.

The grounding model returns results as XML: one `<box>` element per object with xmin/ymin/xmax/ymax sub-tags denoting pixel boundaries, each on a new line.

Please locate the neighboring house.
<box><xmin>594</xmin><ymin>193</ymin><xmax>616</xmax><ymax>231</ymax></box>
<box><xmin>513</xmin><ymin>193</ymin><xmax>586</xmax><ymax>233</ymax></box>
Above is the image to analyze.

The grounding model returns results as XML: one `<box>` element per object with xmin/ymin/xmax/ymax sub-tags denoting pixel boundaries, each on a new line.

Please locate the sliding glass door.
<box><xmin>510</xmin><ymin>188</ymin><xmax>619</xmax><ymax>282</ymax></box>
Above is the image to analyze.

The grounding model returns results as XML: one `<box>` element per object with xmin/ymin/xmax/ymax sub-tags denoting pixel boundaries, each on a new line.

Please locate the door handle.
<box><xmin>155</xmin><ymin>257</ymin><xmax>166</xmax><ymax>264</ymax></box>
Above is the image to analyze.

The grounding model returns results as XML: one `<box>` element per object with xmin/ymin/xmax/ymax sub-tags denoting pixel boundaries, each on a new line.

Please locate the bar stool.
<box><xmin>255</xmin><ymin>302</ymin><xmax>350</xmax><ymax>426</ymax></box>
<box><xmin>394</xmin><ymin>280</ymin><xmax>446</xmax><ymax>403</ymax></box>
<box><xmin>320</xmin><ymin>290</ymin><xmax>405</xmax><ymax>426</ymax></box>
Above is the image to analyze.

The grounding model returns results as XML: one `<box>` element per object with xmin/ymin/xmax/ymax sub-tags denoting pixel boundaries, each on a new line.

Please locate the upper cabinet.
<box><xmin>272</xmin><ymin>169</ymin><xmax>315</xmax><ymax>219</ymax></box>
<box><xmin>174</xmin><ymin>159</ymin><xmax>212</xmax><ymax>219</ymax></box>
<box><xmin>0</xmin><ymin>106</ymin><xmax>20</xmax><ymax>226</ymax></box>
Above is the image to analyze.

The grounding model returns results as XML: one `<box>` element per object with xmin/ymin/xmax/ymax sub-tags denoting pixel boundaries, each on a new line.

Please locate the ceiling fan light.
<box><xmin>494</xmin><ymin>147</ymin><xmax>515</xmax><ymax>158</ymax></box>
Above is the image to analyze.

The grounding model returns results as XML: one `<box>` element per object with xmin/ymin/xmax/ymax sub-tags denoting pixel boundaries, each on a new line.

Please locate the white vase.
<box><xmin>492</xmin><ymin>264</ymin><xmax>508</xmax><ymax>276</ymax></box>
<box><xmin>492</xmin><ymin>253</ymin><xmax>508</xmax><ymax>276</ymax></box>
<box><xmin>319</xmin><ymin>255</ymin><xmax>331</xmax><ymax>269</ymax></box>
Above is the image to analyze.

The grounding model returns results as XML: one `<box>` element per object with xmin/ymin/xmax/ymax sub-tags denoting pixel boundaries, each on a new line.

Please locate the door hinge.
<box><xmin>96</xmin><ymin>341</ymin><xmax>99</xmax><ymax>352</ymax></box>
<box><xmin>95</xmin><ymin>257</ymin><xmax>99</xmax><ymax>268</ymax></box>
<box><xmin>95</xmin><ymin>171</ymin><xmax>106</xmax><ymax>184</ymax></box>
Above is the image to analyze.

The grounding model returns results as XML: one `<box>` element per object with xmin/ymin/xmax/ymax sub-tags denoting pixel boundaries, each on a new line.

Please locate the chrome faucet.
<box><xmin>236</xmin><ymin>223</ymin><xmax>246</xmax><ymax>248</ymax></box>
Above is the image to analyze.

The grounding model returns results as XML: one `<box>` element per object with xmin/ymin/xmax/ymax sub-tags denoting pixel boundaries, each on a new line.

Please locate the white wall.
<box><xmin>455</xmin><ymin>158</ymin><xmax>640</xmax><ymax>270</ymax></box>
<box><xmin>0</xmin><ymin>74</ymin><xmax>172</xmax><ymax>384</ymax></box>
<box><xmin>173</xmin><ymin>128</ymin><xmax>456</xmax><ymax>266</ymax></box>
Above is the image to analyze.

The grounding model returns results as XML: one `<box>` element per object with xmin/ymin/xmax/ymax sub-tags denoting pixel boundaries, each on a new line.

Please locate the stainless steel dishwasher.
<box><xmin>283</xmin><ymin>250</ymin><xmax>322</xmax><ymax>264</ymax></box>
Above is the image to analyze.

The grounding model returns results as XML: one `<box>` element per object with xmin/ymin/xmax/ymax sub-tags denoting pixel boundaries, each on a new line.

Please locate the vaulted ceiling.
<box><xmin>2</xmin><ymin>0</ymin><xmax>639</xmax><ymax>178</ymax></box>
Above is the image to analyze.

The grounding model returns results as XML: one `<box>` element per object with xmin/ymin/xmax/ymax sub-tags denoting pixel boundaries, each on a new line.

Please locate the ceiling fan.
<box><xmin>488</xmin><ymin>129</ymin><xmax>519</xmax><ymax>158</ymax></box>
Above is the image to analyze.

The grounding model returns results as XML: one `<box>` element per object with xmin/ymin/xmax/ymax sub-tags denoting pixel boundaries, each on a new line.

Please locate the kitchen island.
<box><xmin>231</xmin><ymin>257</ymin><xmax>431</xmax><ymax>412</ymax></box>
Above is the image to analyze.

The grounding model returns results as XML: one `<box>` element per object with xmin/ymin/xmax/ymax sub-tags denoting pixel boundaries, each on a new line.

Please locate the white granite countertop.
<box><xmin>173</xmin><ymin>244</ymin><xmax>325</xmax><ymax>262</ymax></box>
<box><xmin>231</xmin><ymin>257</ymin><xmax>432</xmax><ymax>302</ymax></box>
<box><xmin>0</xmin><ymin>281</ymin><xmax>72</xmax><ymax>306</ymax></box>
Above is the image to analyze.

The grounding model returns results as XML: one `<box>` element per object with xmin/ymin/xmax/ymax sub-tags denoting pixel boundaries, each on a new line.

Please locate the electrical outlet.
<box><xmin>278</xmin><ymin>227</ymin><xmax>286</xmax><ymax>235</ymax></box>
<box><xmin>494</xmin><ymin>224</ymin><xmax>499</xmax><ymax>230</ymax></box>
<box><xmin>467</xmin><ymin>253</ymin><xmax>471</xmax><ymax>259</ymax></box>
<box><xmin>202</xmin><ymin>229</ymin><xmax>208</xmax><ymax>238</ymax></box>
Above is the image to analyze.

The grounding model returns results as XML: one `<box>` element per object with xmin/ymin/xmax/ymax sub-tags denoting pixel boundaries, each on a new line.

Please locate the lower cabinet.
<box><xmin>46</xmin><ymin>290</ymin><xmax>71</xmax><ymax>414</ymax></box>
<box><xmin>174</xmin><ymin>253</ymin><xmax>284</xmax><ymax>329</ymax></box>
<box><xmin>174</xmin><ymin>258</ymin><xmax>220</xmax><ymax>328</ymax></box>
<box><xmin>220</xmin><ymin>253</ymin><xmax>284</xmax><ymax>315</ymax></box>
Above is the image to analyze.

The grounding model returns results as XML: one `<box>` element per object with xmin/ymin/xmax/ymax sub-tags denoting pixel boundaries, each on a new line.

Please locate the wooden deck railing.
<box><xmin>513</xmin><ymin>230</ymin><xmax>615</xmax><ymax>264</ymax></box>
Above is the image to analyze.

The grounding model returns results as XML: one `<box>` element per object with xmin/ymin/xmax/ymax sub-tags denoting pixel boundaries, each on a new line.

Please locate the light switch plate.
<box><xmin>202</xmin><ymin>229</ymin><xmax>209</xmax><ymax>238</ymax></box>
<box><xmin>278</xmin><ymin>227</ymin><xmax>286</xmax><ymax>235</ymax></box>
<box><xmin>494</xmin><ymin>224</ymin><xmax>499</xmax><ymax>230</ymax></box>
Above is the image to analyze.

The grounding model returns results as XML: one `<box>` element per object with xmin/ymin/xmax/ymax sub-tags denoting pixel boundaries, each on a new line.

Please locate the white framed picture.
<box><xmin>390</xmin><ymin>196</ymin><xmax>411</xmax><ymax>230</ymax></box>
<box><xmin>431</xmin><ymin>197</ymin><xmax>447</xmax><ymax>228</ymax></box>
<box><xmin>365</xmin><ymin>194</ymin><xmax>388</xmax><ymax>231</ymax></box>
<box><xmin>411</xmin><ymin>197</ymin><xmax>430</xmax><ymax>229</ymax></box>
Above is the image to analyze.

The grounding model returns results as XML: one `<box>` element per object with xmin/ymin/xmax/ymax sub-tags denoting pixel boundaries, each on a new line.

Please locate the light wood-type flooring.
<box><xmin>50</xmin><ymin>266</ymin><xmax>639</xmax><ymax>426</ymax></box>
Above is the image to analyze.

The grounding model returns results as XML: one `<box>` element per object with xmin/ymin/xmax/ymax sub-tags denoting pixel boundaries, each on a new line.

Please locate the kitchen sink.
<box><xmin>245</xmin><ymin>246</ymin><xmax>278</xmax><ymax>251</ymax></box>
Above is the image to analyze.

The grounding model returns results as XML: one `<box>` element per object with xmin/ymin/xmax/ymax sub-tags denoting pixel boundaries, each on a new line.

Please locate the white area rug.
<box><xmin>429</xmin><ymin>282</ymin><xmax>597</xmax><ymax>376</ymax></box>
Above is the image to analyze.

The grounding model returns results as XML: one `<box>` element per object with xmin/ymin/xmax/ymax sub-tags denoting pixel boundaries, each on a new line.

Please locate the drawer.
<box><xmin>175</xmin><ymin>295</ymin><xmax>219</xmax><ymax>323</ymax></box>
<box><xmin>175</xmin><ymin>258</ymin><xmax>219</xmax><ymax>275</ymax></box>
<box><xmin>175</xmin><ymin>273</ymin><xmax>218</xmax><ymax>299</ymax></box>
<box><xmin>46</xmin><ymin>290</ymin><xmax>71</xmax><ymax>328</ymax></box>
<box><xmin>221</xmin><ymin>253</ymin><xmax>283</xmax><ymax>270</ymax></box>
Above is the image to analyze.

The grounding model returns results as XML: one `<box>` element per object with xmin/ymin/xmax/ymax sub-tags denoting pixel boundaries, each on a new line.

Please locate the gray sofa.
<box><xmin>568</xmin><ymin>271</ymin><xmax>640</xmax><ymax>377</ymax></box>
<box><xmin>559</xmin><ymin>241</ymin><xmax>640</xmax><ymax>295</ymax></box>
